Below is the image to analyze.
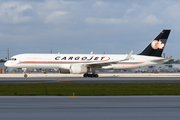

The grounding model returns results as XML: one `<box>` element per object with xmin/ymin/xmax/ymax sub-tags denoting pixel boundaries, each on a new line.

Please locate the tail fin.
<box><xmin>138</xmin><ymin>30</ymin><xmax>171</xmax><ymax>57</ymax></box>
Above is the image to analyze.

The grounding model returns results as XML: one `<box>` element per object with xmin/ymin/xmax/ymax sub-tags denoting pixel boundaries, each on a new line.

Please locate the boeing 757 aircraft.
<box><xmin>5</xmin><ymin>30</ymin><xmax>173</xmax><ymax>77</ymax></box>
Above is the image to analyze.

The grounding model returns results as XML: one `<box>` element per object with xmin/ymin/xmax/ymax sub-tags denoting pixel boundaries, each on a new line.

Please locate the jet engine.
<box><xmin>70</xmin><ymin>64</ymin><xmax>88</xmax><ymax>74</ymax></box>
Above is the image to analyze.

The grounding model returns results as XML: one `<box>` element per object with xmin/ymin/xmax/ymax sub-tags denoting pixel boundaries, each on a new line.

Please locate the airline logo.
<box><xmin>55</xmin><ymin>56</ymin><xmax>110</xmax><ymax>62</ymax></box>
<box><xmin>151</xmin><ymin>40</ymin><xmax>165</xmax><ymax>50</ymax></box>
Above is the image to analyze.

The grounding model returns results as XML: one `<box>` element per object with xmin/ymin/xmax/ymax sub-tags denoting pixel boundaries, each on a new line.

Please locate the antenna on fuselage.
<box><xmin>50</xmin><ymin>49</ymin><xmax>52</xmax><ymax>54</ymax></box>
<box><xmin>90</xmin><ymin>51</ymin><xmax>93</xmax><ymax>54</ymax></box>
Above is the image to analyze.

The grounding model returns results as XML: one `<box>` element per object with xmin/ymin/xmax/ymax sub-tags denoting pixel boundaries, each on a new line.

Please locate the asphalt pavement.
<box><xmin>0</xmin><ymin>77</ymin><xmax>180</xmax><ymax>83</ymax></box>
<box><xmin>0</xmin><ymin>96</ymin><xmax>180</xmax><ymax>120</ymax></box>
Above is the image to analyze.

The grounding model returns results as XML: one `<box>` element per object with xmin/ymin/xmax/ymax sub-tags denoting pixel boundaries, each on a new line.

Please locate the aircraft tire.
<box><xmin>88</xmin><ymin>74</ymin><xmax>93</xmax><ymax>77</ymax></box>
<box><xmin>84</xmin><ymin>74</ymin><xmax>98</xmax><ymax>78</ymax></box>
<box><xmin>95</xmin><ymin>74</ymin><xmax>98</xmax><ymax>77</ymax></box>
<box><xmin>83</xmin><ymin>74</ymin><xmax>88</xmax><ymax>77</ymax></box>
<box><xmin>24</xmin><ymin>74</ymin><xmax>28</xmax><ymax>78</ymax></box>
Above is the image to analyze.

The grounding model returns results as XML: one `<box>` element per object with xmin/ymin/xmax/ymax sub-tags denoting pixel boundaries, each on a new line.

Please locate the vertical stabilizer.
<box><xmin>138</xmin><ymin>30</ymin><xmax>171</xmax><ymax>57</ymax></box>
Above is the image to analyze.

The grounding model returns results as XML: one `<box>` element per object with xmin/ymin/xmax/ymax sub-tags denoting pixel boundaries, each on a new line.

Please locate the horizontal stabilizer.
<box><xmin>150</xmin><ymin>58</ymin><xmax>174</xmax><ymax>63</ymax></box>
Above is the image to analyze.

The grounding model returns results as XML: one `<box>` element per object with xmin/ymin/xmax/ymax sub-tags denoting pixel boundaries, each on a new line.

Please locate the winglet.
<box><xmin>124</xmin><ymin>50</ymin><xmax>133</xmax><ymax>60</ymax></box>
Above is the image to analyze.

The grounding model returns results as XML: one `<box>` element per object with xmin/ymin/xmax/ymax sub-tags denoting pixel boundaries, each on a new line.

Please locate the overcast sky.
<box><xmin>0</xmin><ymin>0</ymin><xmax>180</xmax><ymax>60</ymax></box>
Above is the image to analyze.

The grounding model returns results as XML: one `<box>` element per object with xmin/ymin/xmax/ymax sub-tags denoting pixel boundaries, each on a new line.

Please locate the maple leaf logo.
<box><xmin>155</xmin><ymin>40</ymin><xmax>164</xmax><ymax>49</ymax></box>
<box><xmin>151</xmin><ymin>40</ymin><xmax>165</xmax><ymax>50</ymax></box>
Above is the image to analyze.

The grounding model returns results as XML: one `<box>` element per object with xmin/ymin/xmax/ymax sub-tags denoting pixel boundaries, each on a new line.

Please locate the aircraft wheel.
<box><xmin>92</xmin><ymin>74</ymin><xmax>98</xmax><ymax>77</ymax></box>
<box><xmin>24</xmin><ymin>74</ymin><xmax>28</xmax><ymax>78</ymax></box>
<box><xmin>88</xmin><ymin>74</ymin><xmax>93</xmax><ymax>77</ymax></box>
<box><xmin>95</xmin><ymin>74</ymin><xmax>98</xmax><ymax>77</ymax></box>
<box><xmin>83</xmin><ymin>74</ymin><xmax>88</xmax><ymax>77</ymax></box>
<box><xmin>89</xmin><ymin>74</ymin><xmax>92</xmax><ymax>77</ymax></box>
<box><xmin>85</xmin><ymin>74</ymin><xmax>98</xmax><ymax>77</ymax></box>
<box><xmin>87</xmin><ymin>74</ymin><xmax>90</xmax><ymax>77</ymax></box>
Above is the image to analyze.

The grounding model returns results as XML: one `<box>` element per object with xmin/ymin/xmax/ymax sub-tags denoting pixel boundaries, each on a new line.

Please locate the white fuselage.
<box><xmin>4</xmin><ymin>53</ymin><xmax>166</xmax><ymax>71</ymax></box>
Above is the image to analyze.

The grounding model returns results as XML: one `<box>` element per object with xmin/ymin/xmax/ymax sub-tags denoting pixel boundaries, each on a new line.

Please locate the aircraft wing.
<box><xmin>83</xmin><ymin>61</ymin><xmax>118</xmax><ymax>68</ymax></box>
<box><xmin>150</xmin><ymin>58</ymin><xmax>174</xmax><ymax>63</ymax></box>
<box><xmin>83</xmin><ymin>50</ymin><xmax>134</xmax><ymax>68</ymax></box>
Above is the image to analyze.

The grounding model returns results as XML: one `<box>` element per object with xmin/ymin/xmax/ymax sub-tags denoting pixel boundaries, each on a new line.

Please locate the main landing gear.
<box><xmin>83</xmin><ymin>74</ymin><xmax>99</xmax><ymax>77</ymax></box>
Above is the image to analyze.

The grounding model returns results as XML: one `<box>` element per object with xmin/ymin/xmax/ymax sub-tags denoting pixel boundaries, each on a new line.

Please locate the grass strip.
<box><xmin>0</xmin><ymin>83</ymin><xmax>180</xmax><ymax>96</ymax></box>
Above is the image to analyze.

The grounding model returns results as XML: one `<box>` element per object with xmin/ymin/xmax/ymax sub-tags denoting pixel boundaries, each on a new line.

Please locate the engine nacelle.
<box><xmin>70</xmin><ymin>64</ymin><xmax>88</xmax><ymax>74</ymax></box>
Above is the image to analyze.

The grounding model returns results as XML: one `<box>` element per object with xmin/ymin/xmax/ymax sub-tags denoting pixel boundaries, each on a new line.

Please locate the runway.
<box><xmin>1</xmin><ymin>77</ymin><xmax>180</xmax><ymax>83</ymax></box>
<box><xmin>0</xmin><ymin>96</ymin><xmax>180</xmax><ymax>120</ymax></box>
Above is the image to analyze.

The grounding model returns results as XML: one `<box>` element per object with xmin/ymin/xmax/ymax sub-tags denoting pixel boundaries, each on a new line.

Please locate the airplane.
<box><xmin>4</xmin><ymin>29</ymin><xmax>173</xmax><ymax>78</ymax></box>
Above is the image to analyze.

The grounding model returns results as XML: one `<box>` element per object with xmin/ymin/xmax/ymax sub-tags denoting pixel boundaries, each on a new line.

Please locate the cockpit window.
<box><xmin>11</xmin><ymin>58</ymin><xmax>17</xmax><ymax>61</ymax></box>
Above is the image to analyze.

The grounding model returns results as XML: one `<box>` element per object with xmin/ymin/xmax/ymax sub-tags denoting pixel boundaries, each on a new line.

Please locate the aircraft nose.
<box><xmin>4</xmin><ymin>61</ymin><xmax>10</xmax><ymax>67</ymax></box>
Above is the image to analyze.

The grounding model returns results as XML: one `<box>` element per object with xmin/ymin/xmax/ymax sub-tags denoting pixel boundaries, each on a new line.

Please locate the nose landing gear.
<box><xmin>24</xmin><ymin>73</ymin><xmax>28</xmax><ymax>78</ymax></box>
<box><xmin>22</xmin><ymin>68</ymin><xmax>28</xmax><ymax>78</ymax></box>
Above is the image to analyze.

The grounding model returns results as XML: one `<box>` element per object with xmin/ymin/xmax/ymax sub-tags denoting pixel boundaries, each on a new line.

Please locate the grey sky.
<box><xmin>0</xmin><ymin>0</ymin><xmax>179</xmax><ymax>60</ymax></box>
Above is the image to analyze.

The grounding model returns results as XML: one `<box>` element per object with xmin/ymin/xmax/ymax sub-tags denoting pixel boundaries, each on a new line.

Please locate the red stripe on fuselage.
<box><xmin>18</xmin><ymin>62</ymin><xmax>144</xmax><ymax>65</ymax></box>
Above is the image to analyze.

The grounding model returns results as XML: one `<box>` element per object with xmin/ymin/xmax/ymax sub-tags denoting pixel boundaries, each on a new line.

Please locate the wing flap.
<box><xmin>83</xmin><ymin>61</ymin><xmax>118</xmax><ymax>68</ymax></box>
